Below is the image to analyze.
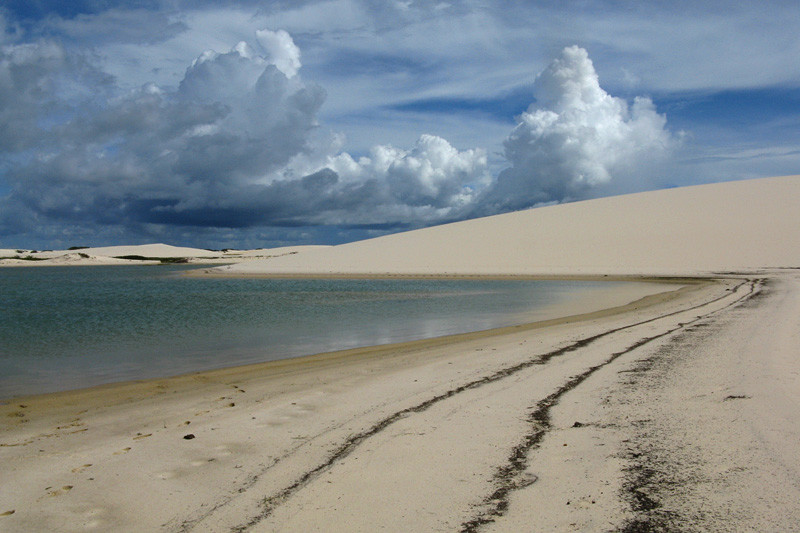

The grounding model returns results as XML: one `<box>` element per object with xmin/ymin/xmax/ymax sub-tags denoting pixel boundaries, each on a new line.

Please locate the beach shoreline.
<box><xmin>4</xmin><ymin>272</ymin><xmax>773</xmax><ymax>531</ymax></box>
<box><xmin>1</xmin><ymin>274</ymin><xmax>697</xmax><ymax>405</ymax></box>
<box><xmin>2</xmin><ymin>175</ymin><xmax>800</xmax><ymax>531</ymax></box>
<box><xmin>184</xmin><ymin>269</ymin><xmax>706</xmax><ymax>283</ymax></box>
<box><xmin>2</xmin><ymin>273</ymin><xmax>799</xmax><ymax>531</ymax></box>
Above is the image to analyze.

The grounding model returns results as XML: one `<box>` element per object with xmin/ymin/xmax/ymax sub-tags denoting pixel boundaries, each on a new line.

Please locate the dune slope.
<box><xmin>217</xmin><ymin>175</ymin><xmax>800</xmax><ymax>276</ymax></box>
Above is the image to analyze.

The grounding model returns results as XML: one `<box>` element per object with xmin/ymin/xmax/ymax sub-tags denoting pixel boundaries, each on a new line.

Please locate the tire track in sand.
<box><xmin>184</xmin><ymin>278</ymin><xmax>756</xmax><ymax>532</ymax></box>
<box><xmin>459</xmin><ymin>278</ymin><xmax>760</xmax><ymax>531</ymax></box>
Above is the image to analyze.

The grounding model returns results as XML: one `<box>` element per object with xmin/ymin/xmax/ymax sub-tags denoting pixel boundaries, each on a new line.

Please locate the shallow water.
<box><xmin>1</xmin><ymin>265</ymin><xmax>631</xmax><ymax>397</ymax></box>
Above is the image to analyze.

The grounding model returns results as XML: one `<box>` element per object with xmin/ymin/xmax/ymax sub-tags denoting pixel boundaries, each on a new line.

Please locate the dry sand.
<box><xmin>0</xmin><ymin>244</ymin><xmax>330</xmax><ymax>267</ymax></box>
<box><xmin>2</xmin><ymin>175</ymin><xmax>800</xmax><ymax>532</ymax></box>
<box><xmin>205</xmin><ymin>174</ymin><xmax>800</xmax><ymax>277</ymax></box>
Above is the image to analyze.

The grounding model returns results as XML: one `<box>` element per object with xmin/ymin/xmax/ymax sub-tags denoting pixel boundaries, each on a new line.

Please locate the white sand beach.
<box><xmin>2</xmin><ymin>175</ymin><xmax>800</xmax><ymax>532</ymax></box>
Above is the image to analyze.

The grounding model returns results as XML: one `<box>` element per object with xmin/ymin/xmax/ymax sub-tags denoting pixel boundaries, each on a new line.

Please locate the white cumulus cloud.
<box><xmin>478</xmin><ymin>45</ymin><xmax>676</xmax><ymax>214</ymax></box>
<box><xmin>255</xmin><ymin>29</ymin><xmax>302</xmax><ymax>78</ymax></box>
<box><xmin>329</xmin><ymin>134</ymin><xmax>489</xmax><ymax>210</ymax></box>
<box><xmin>0</xmin><ymin>29</ymin><xmax>490</xmax><ymax>237</ymax></box>
<box><xmin>1</xmin><ymin>27</ymin><xmax>676</xmax><ymax>246</ymax></box>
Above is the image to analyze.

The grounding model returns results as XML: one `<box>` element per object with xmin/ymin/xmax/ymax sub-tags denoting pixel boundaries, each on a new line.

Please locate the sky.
<box><xmin>1</xmin><ymin>1</ymin><xmax>799</xmax><ymax>250</ymax></box>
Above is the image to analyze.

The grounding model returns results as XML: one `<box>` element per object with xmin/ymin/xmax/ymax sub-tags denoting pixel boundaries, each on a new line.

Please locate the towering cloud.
<box><xmin>478</xmin><ymin>46</ymin><xmax>674</xmax><ymax>214</ymax></box>
<box><xmin>0</xmin><ymin>29</ymin><xmax>491</xmax><ymax>238</ymax></box>
<box><xmin>0</xmin><ymin>33</ymin><xmax>674</xmax><ymax>246</ymax></box>
<box><xmin>1</xmin><ymin>36</ymin><xmax>327</xmax><ymax>232</ymax></box>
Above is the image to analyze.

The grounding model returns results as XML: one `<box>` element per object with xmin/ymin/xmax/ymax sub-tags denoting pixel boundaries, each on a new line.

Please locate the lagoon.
<box><xmin>1</xmin><ymin>265</ymin><xmax>639</xmax><ymax>398</ymax></box>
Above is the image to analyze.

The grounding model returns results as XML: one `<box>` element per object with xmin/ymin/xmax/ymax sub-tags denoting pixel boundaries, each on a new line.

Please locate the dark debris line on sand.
<box><xmin>616</xmin><ymin>279</ymin><xmax>769</xmax><ymax>533</ymax></box>
<box><xmin>180</xmin><ymin>279</ymin><xmax>757</xmax><ymax>532</ymax></box>
<box><xmin>458</xmin><ymin>278</ymin><xmax>760</xmax><ymax>532</ymax></box>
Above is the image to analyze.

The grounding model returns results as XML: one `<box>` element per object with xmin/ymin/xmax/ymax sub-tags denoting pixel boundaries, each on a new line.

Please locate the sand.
<box><xmin>2</xmin><ymin>175</ymin><xmax>800</xmax><ymax>532</ymax></box>
<box><xmin>204</xmin><ymin>174</ymin><xmax>800</xmax><ymax>277</ymax></box>
<box><xmin>0</xmin><ymin>244</ymin><xmax>330</xmax><ymax>267</ymax></box>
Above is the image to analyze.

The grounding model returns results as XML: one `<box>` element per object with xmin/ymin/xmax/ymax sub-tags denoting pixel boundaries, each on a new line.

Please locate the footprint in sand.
<box><xmin>44</xmin><ymin>485</ymin><xmax>73</xmax><ymax>498</ymax></box>
<box><xmin>113</xmin><ymin>447</ymin><xmax>132</xmax><ymax>455</ymax></box>
<box><xmin>71</xmin><ymin>464</ymin><xmax>92</xmax><ymax>474</ymax></box>
<box><xmin>1</xmin><ymin>510</ymin><xmax>15</xmax><ymax>516</ymax></box>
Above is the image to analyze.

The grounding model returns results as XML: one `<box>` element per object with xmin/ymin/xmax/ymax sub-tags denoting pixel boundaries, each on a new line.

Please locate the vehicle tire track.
<box><xmin>459</xmin><ymin>278</ymin><xmax>760</xmax><ymax>532</ymax></box>
<box><xmin>187</xmin><ymin>278</ymin><xmax>755</xmax><ymax>532</ymax></box>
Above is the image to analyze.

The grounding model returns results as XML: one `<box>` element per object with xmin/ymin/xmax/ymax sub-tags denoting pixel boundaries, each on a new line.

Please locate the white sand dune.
<box><xmin>2</xmin><ymin>176</ymin><xmax>800</xmax><ymax>532</ymax></box>
<box><xmin>217</xmin><ymin>175</ymin><xmax>800</xmax><ymax>277</ymax></box>
<box><xmin>0</xmin><ymin>243</ymin><xmax>331</xmax><ymax>266</ymax></box>
<box><xmin>80</xmin><ymin>243</ymin><xmax>222</xmax><ymax>258</ymax></box>
<box><xmin>61</xmin><ymin>243</ymin><xmax>330</xmax><ymax>259</ymax></box>
<box><xmin>220</xmin><ymin>245</ymin><xmax>332</xmax><ymax>257</ymax></box>
<box><xmin>44</xmin><ymin>253</ymin><xmax>157</xmax><ymax>265</ymax></box>
<box><xmin>0</xmin><ymin>252</ymin><xmax>159</xmax><ymax>267</ymax></box>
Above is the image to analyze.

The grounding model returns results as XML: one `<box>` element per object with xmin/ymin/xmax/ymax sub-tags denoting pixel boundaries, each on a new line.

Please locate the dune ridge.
<box><xmin>212</xmin><ymin>175</ymin><xmax>800</xmax><ymax>277</ymax></box>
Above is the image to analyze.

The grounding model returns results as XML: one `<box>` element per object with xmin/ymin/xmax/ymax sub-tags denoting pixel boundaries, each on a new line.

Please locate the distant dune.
<box><xmin>6</xmin><ymin>176</ymin><xmax>797</xmax><ymax>274</ymax></box>
<box><xmin>211</xmin><ymin>175</ymin><xmax>800</xmax><ymax>277</ymax></box>
<box><xmin>0</xmin><ymin>243</ymin><xmax>331</xmax><ymax>267</ymax></box>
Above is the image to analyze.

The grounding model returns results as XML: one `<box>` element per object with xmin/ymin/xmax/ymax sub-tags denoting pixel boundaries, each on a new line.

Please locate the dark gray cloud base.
<box><xmin>0</xmin><ymin>29</ymin><xmax>674</xmax><ymax>247</ymax></box>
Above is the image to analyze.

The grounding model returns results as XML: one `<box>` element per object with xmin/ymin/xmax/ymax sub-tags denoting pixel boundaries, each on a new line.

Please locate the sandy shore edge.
<box><xmin>3</xmin><ymin>271</ymin><xmax>799</xmax><ymax>531</ymax></box>
<box><xmin>3</xmin><ymin>274</ymin><xmax>760</xmax><ymax>532</ymax></box>
<box><xmin>1</xmin><ymin>275</ymin><xmax>698</xmax><ymax>407</ymax></box>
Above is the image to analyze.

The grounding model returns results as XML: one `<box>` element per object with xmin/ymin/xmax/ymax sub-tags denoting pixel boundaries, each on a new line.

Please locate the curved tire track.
<box><xmin>185</xmin><ymin>278</ymin><xmax>757</xmax><ymax>532</ymax></box>
<box><xmin>459</xmin><ymin>278</ymin><xmax>760</xmax><ymax>531</ymax></box>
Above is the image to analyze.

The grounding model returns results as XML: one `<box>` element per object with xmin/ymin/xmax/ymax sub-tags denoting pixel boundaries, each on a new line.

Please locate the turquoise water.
<box><xmin>1</xmin><ymin>265</ymin><xmax>626</xmax><ymax>398</ymax></box>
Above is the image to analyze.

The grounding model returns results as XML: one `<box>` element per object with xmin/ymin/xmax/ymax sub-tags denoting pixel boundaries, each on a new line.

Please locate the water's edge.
<box><xmin>0</xmin><ymin>265</ymin><xmax>683</xmax><ymax>398</ymax></box>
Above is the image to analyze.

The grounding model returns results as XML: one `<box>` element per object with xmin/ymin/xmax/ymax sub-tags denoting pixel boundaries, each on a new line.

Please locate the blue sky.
<box><xmin>1</xmin><ymin>1</ymin><xmax>798</xmax><ymax>249</ymax></box>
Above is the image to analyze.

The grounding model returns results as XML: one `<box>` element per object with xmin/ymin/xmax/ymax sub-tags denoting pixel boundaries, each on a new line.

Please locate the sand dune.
<box><xmin>2</xmin><ymin>176</ymin><xmax>800</xmax><ymax>532</ymax></box>
<box><xmin>0</xmin><ymin>252</ymin><xmax>158</xmax><ymax>266</ymax></box>
<box><xmin>6</xmin><ymin>176</ymin><xmax>797</xmax><ymax>274</ymax></box>
<box><xmin>215</xmin><ymin>175</ymin><xmax>800</xmax><ymax>277</ymax></box>
<box><xmin>0</xmin><ymin>243</ymin><xmax>331</xmax><ymax>266</ymax></box>
<box><xmin>77</xmin><ymin>243</ymin><xmax>222</xmax><ymax>258</ymax></box>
